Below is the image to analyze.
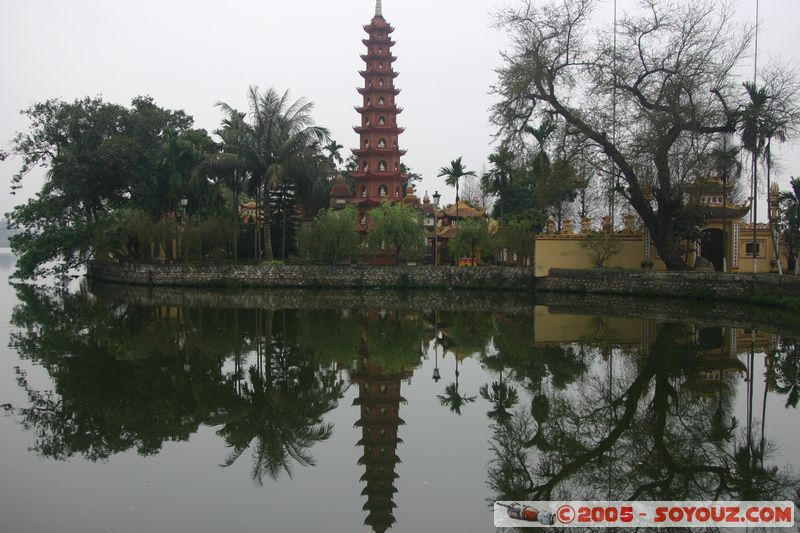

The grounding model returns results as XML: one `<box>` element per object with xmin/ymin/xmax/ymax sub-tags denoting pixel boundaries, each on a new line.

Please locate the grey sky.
<box><xmin>1</xmin><ymin>0</ymin><xmax>798</xmax><ymax>219</ymax></box>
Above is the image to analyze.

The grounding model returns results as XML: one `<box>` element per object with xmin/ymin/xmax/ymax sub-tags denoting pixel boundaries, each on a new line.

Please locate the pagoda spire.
<box><xmin>375</xmin><ymin>0</ymin><xmax>382</xmax><ymax>17</ymax></box>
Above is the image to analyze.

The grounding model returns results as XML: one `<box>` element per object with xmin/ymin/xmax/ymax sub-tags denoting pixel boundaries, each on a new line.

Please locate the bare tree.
<box><xmin>493</xmin><ymin>0</ymin><xmax>798</xmax><ymax>270</ymax></box>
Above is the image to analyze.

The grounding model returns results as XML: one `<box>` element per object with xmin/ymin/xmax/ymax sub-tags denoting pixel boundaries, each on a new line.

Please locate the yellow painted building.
<box><xmin>534</xmin><ymin>176</ymin><xmax>788</xmax><ymax>277</ymax></box>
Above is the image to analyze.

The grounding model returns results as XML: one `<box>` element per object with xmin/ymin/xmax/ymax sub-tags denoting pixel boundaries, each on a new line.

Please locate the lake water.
<box><xmin>1</xmin><ymin>252</ymin><xmax>799</xmax><ymax>532</ymax></box>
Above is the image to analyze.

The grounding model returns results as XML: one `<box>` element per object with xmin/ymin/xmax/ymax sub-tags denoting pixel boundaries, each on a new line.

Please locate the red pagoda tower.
<box><xmin>352</xmin><ymin>336</ymin><xmax>413</xmax><ymax>532</ymax></box>
<box><xmin>351</xmin><ymin>0</ymin><xmax>408</xmax><ymax>230</ymax></box>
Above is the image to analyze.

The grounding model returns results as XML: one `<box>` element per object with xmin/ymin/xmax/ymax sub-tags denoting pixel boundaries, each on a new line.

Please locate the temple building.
<box><xmin>533</xmin><ymin>174</ymin><xmax>787</xmax><ymax>276</ymax></box>
<box><xmin>350</xmin><ymin>0</ymin><xmax>408</xmax><ymax>231</ymax></box>
<box><xmin>688</xmin><ymin>174</ymin><xmax>755</xmax><ymax>272</ymax></box>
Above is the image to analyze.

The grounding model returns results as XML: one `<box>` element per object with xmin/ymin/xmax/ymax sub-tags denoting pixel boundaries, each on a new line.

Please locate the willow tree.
<box><xmin>492</xmin><ymin>0</ymin><xmax>798</xmax><ymax>270</ymax></box>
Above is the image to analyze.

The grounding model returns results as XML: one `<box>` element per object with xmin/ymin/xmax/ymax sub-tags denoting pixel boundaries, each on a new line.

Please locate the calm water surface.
<box><xmin>1</xmin><ymin>252</ymin><xmax>799</xmax><ymax>532</ymax></box>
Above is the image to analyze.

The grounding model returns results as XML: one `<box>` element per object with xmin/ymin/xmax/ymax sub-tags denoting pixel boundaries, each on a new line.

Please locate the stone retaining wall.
<box><xmin>538</xmin><ymin>268</ymin><xmax>800</xmax><ymax>300</ymax></box>
<box><xmin>87</xmin><ymin>261</ymin><xmax>535</xmax><ymax>291</ymax></box>
<box><xmin>88</xmin><ymin>281</ymin><xmax>534</xmax><ymax>314</ymax></box>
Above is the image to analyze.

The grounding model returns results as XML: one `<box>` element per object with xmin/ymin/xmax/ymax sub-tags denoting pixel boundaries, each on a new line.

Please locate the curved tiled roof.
<box><xmin>330</xmin><ymin>177</ymin><xmax>352</xmax><ymax>198</ymax></box>
<box><xmin>442</xmin><ymin>201</ymin><xmax>485</xmax><ymax>218</ymax></box>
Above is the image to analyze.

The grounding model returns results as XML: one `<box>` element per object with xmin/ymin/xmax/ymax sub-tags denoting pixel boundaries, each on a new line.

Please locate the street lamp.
<box><xmin>180</xmin><ymin>198</ymin><xmax>189</xmax><ymax>222</ymax></box>
<box><xmin>432</xmin><ymin>191</ymin><xmax>441</xmax><ymax>266</ymax></box>
<box><xmin>433</xmin><ymin>338</ymin><xmax>441</xmax><ymax>382</ymax></box>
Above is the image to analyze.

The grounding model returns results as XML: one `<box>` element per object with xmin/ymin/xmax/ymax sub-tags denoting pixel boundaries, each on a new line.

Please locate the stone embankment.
<box><xmin>88</xmin><ymin>262</ymin><xmax>800</xmax><ymax>310</ymax></box>
<box><xmin>87</xmin><ymin>261</ymin><xmax>534</xmax><ymax>291</ymax></box>
<box><xmin>88</xmin><ymin>281</ymin><xmax>534</xmax><ymax>314</ymax></box>
<box><xmin>538</xmin><ymin>268</ymin><xmax>800</xmax><ymax>298</ymax></box>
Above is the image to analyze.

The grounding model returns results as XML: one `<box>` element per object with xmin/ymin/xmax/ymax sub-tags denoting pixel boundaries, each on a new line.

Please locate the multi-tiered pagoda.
<box><xmin>351</xmin><ymin>0</ymin><xmax>408</xmax><ymax>230</ymax></box>
<box><xmin>352</xmin><ymin>339</ymin><xmax>412</xmax><ymax>533</ymax></box>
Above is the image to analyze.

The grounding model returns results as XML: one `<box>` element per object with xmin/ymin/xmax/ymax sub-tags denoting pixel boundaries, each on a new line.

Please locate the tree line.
<box><xmin>4</xmin><ymin>88</ymin><xmax>344</xmax><ymax>279</ymax></box>
<box><xmin>5</xmin><ymin>0</ymin><xmax>800</xmax><ymax>278</ymax></box>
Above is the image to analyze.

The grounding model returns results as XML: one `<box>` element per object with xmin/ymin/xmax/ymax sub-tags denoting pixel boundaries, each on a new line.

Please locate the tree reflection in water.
<box><xmin>6</xmin><ymin>283</ymin><xmax>800</xmax><ymax>530</ymax></box>
<box><xmin>213</xmin><ymin>310</ymin><xmax>346</xmax><ymax>483</ymax></box>
<box><xmin>7</xmin><ymin>286</ymin><xmax>352</xmax><ymax>481</ymax></box>
<box><xmin>486</xmin><ymin>322</ymin><xmax>800</xmax><ymax>504</ymax></box>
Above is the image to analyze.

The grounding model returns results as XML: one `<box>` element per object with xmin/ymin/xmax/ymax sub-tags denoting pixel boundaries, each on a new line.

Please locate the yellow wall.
<box><xmin>535</xmin><ymin>226</ymin><xmax>787</xmax><ymax>276</ymax></box>
<box><xmin>533</xmin><ymin>306</ymin><xmax>645</xmax><ymax>346</ymax></box>
<box><xmin>534</xmin><ymin>234</ymin><xmax>666</xmax><ymax>277</ymax></box>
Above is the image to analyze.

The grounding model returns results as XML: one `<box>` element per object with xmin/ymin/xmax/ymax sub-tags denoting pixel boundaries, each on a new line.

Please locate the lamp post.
<box><xmin>433</xmin><ymin>345</ymin><xmax>441</xmax><ymax>382</ymax></box>
<box><xmin>433</xmin><ymin>312</ymin><xmax>441</xmax><ymax>382</ymax></box>
<box><xmin>432</xmin><ymin>191</ymin><xmax>441</xmax><ymax>266</ymax></box>
<box><xmin>178</xmin><ymin>197</ymin><xmax>189</xmax><ymax>262</ymax></box>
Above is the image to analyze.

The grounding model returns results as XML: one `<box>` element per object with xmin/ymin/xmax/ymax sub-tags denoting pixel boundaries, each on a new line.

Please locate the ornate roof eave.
<box><xmin>360</xmin><ymin>471</ymin><xmax>400</xmax><ymax>482</ymax></box>
<box><xmin>362</xmin><ymin>38</ymin><xmax>396</xmax><ymax>47</ymax></box>
<box><xmin>359</xmin><ymin>71</ymin><xmax>400</xmax><ymax>79</ymax></box>
<box><xmin>357</xmin><ymin>87</ymin><xmax>402</xmax><ymax>95</ymax></box>
<box><xmin>353</xmin><ymin>126</ymin><xmax>406</xmax><ymax>134</ymax></box>
<box><xmin>687</xmin><ymin>177</ymin><xmax>735</xmax><ymax>195</ymax></box>
<box><xmin>363</xmin><ymin>24</ymin><xmax>395</xmax><ymax>34</ymax></box>
<box><xmin>358</xmin><ymin>455</ymin><xmax>402</xmax><ymax>466</ymax></box>
<box><xmin>701</xmin><ymin>204</ymin><xmax>752</xmax><ymax>220</ymax></box>
<box><xmin>351</xmin><ymin>148</ymin><xmax>407</xmax><ymax>157</ymax></box>
<box><xmin>350</xmin><ymin>171</ymin><xmax>409</xmax><ymax>181</ymax></box>
<box><xmin>361</xmin><ymin>54</ymin><xmax>398</xmax><ymax>62</ymax></box>
<box><xmin>353</xmin><ymin>395</ymin><xmax>407</xmax><ymax>406</ymax></box>
<box><xmin>354</xmin><ymin>105</ymin><xmax>404</xmax><ymax>114</ymax></box>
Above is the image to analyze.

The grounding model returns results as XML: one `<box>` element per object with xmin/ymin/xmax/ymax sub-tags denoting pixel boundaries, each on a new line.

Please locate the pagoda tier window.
<box><xmin>360</xmin><ymin>213</ymin><xmax>367</xmax><ymax>225</ymax></box>
<box><xmin>395</xmin><ymin>186</ymin><xmax>400</xmax><ymax>198</ymax></box>
<box><xmin>379</xmin><ymin>160</ymin><xmax>387</xmax><ymax>171</ymax></box>
<box><xmin>362</xmin><ymin>161</ymin><xmax>368</xmax><ymax>171</ymax></box>
<box><xmin>394</xmin><ymin>161</ymin><xmax>399</xmax><ymax>170</ymax></box>
<box><xmin>378</xmin><ymin>79</ymin><xmax>385</xmax><ymax>86</ymax></box>
<box><xmin>378</xmin><ymin>47</ymin><xmax>383</xmax><ymax>53</ymax></box>
<box><xmin>366</xmin><ymin>97</ymin><xmax>371</xmax><ymax>105</ymax></box>
<box><xmin>378</xmin><ymin>96</ymin><xmax>385</xmax><ymax>105</ymax></box>
<box><xmin>364</xmin><ymin>139</ymin><xmax>369</xmax><ymax>148</ymax></box>
<box><xmin>367</xmin><ymin>81</ymin><xmax>372</xmax><ymax>88</ymax></box>
<box><xmin>378</xmin><ymin>185</ymin><xmax>388</xmax><ymax>197</ymax></box>
<box><xmin>377</xmin><ymin>138</ymin><xmax>386</xmax><ymax>148</ymax></box>
<box><xmin>378</xmin><ymin>62</ymin><xmax>384</xmax><ymax>69</ymax></box>
<box><xmin>378</xmin><ymin>116</ymin><xmax>385</xmax><ymax>125</ymax></box>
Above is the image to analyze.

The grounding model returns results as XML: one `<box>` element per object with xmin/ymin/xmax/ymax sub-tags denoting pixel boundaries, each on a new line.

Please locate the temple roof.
<box><xmin>687</xmin><ymin>175</ymin><xmax>735</xmax><ymax>195</ymax></box>
<box><xmin>442</xmin><ymin>201</ymin><xmax>486</xmax><ymax>219</ymax></box>
<box><xmin>702</xmin><ymin>204</ymin><xmax>751</xmax><ymax>220</ymax></box>
<box><xmin>330</xmin><ymin>176</ymin><xmax>352</xmax><ymax>198</ymax></box>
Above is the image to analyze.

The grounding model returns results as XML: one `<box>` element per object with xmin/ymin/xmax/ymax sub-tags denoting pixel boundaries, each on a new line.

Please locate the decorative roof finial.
<box><xmin>375</xmin><ymin>0</ymin><xmax>383</xmax><ymax>17</ymax></box>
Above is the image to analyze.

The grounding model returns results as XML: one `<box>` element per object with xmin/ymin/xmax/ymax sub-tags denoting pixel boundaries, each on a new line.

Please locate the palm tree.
<box><xmin>438</xmin><ymin>157</ymin><xmax>476</xmax><ymax>226</ymax></box>
<box><xmin>437</xmin><ymin>356</ymin><xmax>476</xmax><ymax>415</ymax></box>
<box><xmin>194</xmin><ymin>112</ymin><xmax>251</xmax><ymax>261</ymax></box>
<box><xmin>740</xmin><ymin>81</ymin><xmax>789</xmax><ymax>274</ymax></box>
<box><xmin>479</xmin><ymin>381</ymin><xmax>519</xmax><ymax>425</ymax></box>
<box><xmin>216</xmin><ymin>86</ymin><xmax>329</xmax><ymax>260</ymax></box>
<box><xmin>323</xmin><ymin>140</ymin><xmax>344</xmax><ymax>170</ymax></box>
<box><xmin>779</xmin><ymin>177</ymin><xmax>800</xmax><ymax>274</ymax></box>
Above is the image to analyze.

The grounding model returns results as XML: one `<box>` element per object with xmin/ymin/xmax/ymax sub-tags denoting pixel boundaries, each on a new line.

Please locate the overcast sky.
<box><xmin>1</xmin><ymin>0</ymin><xmax>798</xmax><ymax>219</ymax></box>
